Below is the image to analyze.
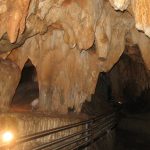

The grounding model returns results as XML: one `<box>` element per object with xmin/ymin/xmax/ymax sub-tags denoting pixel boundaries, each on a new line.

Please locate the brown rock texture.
<box><xmin>109</xmin><ymin>0</ymin><xmax>150</xmax><ymax>37</ymax></box>
<box><xmin>0</xmin><ymin>0</ymin><xmax>150</xmax><ymax>113</ymax></box>
<box><xmin>131</xmin><ymin>0</ymin><xmax>150</xmax><ymax>37</ymax></box>
<box><xmin>0</xmin><ymin>59</ymin><xmax>21</xmax><ymax>112</ymax></box>
<box><xmin>129</xmin><ymin>28</ymin><xmax>150</xmax><ymax>70</ymax></box>
<box><xmin>8</xmin><ymin>30</ymin><xmax>100</xmax><ymax>113</ymax></box>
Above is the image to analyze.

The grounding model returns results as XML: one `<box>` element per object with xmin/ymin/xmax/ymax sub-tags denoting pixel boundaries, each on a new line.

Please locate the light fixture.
<box><xmin>1</xmin><ymin>131</ymin><xmax>14</xmax><ymax>143</ymax></box>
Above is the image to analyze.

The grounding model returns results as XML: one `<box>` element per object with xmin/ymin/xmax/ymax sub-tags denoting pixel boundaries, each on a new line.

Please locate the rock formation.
<box><xmin>0</xmin><ymin>0</ymin><xmax>150</xmax><ymax>113</ymax></box>
<box><xmin>0</xmin><ymin>59</ymin><xmax>20</xmax><ymax>112</ymax></box>
<box><xmin>109</xmin><ymin>45</ymin><xmax>150</xmax><ymax>103</ymax></box>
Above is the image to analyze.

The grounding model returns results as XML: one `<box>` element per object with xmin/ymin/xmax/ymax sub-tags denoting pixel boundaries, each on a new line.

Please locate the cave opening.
<box><xmin>11</xmin><ymin>59</ymin><xmax>39</xmax><ymax>112</ymax></box>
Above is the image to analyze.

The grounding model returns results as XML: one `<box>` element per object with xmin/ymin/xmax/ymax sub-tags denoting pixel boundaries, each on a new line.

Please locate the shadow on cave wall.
<box><xmin>108</xmin><ymin>45</ymin><xmax>150</xmax><ymax>114</ymax></box>
<box><xmin>123</xmin><ymin>87</ymin><xmax>150</xmax><ymax>113</ymax></box>
<box><xmin>11</xmin><ymin>60</ymin><xmax>39</xmax><ymax>111</ymax></box>
<box><xmin>81</xmin><ymin>72</ymin><xmax>113</xmax><ymax>115</ymax></box>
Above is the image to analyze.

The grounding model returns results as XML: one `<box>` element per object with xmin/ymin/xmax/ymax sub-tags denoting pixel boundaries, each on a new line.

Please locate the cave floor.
<box><xmin>116</xmin><ymin>112</ymin><xmax>150</xmax><ymax>150</ymax></box>
<box><xmin>116</xmin><ymin>129</ymin><xmax>150</xmax><ymax>150</ymax></box>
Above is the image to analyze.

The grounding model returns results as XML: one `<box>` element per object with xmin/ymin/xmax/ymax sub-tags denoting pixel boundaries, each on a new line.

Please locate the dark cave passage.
<box><xmin>81</xmin><ymin>72</ymin><xmax>112</xmax><ymax>115</ymax></box>
<box><xmin>110</xmin><ymin>48</ymin><xmax>150</xmax><ymax>150</ymax></box>
<box><xmin>11</xmin><ymin>60</ymin><xmax>39</xmax><ymax>112</ymax></box>
<box><xmin>81</xmin><ymin>47</ymin><xmax>150</xmax><ymax>150</ymax></box>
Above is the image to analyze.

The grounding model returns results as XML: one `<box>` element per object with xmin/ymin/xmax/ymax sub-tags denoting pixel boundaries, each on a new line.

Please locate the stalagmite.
<box><xmin>30</xmin><ymin>98</ymin><xmax>39</xmax><ymax>111</ymax></box>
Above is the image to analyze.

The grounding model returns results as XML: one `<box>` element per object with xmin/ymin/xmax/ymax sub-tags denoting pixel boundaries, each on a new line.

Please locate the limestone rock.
<box><xmin>131</xmin><ymin>0</ymin><xmax>150</xmax><ymax>37</ymax></box>
<box><xmin>8</xmin><ymin>30</ymin><xmax>100</xmax><ymax>113</ymax></box>
<box><xmin>109</xmin><ymin>0</ymin><xmax>130</xmax><ymax>11</ymax></box>
<box><xmin>0</xmin><ymin>59</ymin><xmax>21</xmax><ymax>112</ymax></box>
<box><xmin>0</xmin><ymin>0</ymin><xmax>149</xmax><ymax>113</ymax></box>
<box><xmin>0</xmin><ymin>0</ymin><xmax>31</xmax><ymax>43</ymax></box>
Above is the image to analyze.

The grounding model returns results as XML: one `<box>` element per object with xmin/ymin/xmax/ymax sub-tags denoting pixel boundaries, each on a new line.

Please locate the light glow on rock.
<box><xmin>2</xmin><ymin>131</ymin><xmax>14</xmax><ymax>143</ymax></box>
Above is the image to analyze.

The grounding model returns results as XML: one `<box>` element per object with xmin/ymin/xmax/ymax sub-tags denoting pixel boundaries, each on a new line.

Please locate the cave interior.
<box><xmin>0</xmin><ymin>0</ymin><xmax>150</xmax><ymax>150</ymax></box>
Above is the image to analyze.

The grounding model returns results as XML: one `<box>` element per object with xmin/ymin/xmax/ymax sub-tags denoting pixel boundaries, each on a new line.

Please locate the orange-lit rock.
<box><xmin>0</xmin><ymin>0</ymin><xmax>150</xmax><ymax>113</ymax></box>
<box><xmin>8</xmin><ymin>30</ymin><xmax>100</xmax><ymax>113</ymax></box>
<box><xmin>131</xmin><ymin>0</ymin><xmax>150</xmax><ymax>37</ymax></box>
<box><xmin>0</xmin><ymin>0</ymin><xmax>31</xmax><ymax>43</ymax></box>
<box><xmin>0</xmin><ymin>59</ymin><xmax>21</xmax><ymax>112</ymax></box>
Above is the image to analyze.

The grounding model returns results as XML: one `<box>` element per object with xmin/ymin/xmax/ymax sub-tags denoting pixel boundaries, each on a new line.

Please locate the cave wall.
<box><xmin>7</xmin><ymin>30</ymin><xmax>100</xmax><ymax>113</ymax></box>
<box><xmin>0</xmin><ymin>59</ymin><xmax>21</xmax><ymax>112</ymax></box>
<box><xmin>0</xmin><ymin>0</ymin><xmax>150</xmax><ymax>113</ymax></box>
<box><xmin>109</xmin><ymin>45</ymin><xmax>150</xmax><ymax>104</ymax></box>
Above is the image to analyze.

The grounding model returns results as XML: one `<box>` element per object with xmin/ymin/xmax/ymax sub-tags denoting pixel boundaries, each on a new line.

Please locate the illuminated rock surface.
<box><xmin>0</xmin><ymin>0</ymin><xmax>150</xmax><ymax>113</ymax></box>
<box><xmin>0</xmin><ymin>113</ymin><xmax>84</xmax><ymax>149</ymax></box>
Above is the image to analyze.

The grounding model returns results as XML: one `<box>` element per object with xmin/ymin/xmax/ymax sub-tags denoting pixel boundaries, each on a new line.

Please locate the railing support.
<box><xmin>0</xmin><ymin>112</ymin><xmax>116</xmax><ymax>150</ymax></box>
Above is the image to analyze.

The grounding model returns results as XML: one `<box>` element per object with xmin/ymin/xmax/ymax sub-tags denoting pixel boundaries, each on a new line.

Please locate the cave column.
<box><xmin>38</xmin><ymin>83</ymin><xmax>53</xmax><ymax>112</ymax></box>
<box><xmin>36</xmin><ymin>61</ymin><xmax>54</xmax><ymax>112</ymax></box>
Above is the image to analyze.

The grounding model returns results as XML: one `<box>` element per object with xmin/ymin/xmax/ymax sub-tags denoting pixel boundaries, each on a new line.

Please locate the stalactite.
<box><xmin>109</xmin><ymin>0</ymin><xmax>130</xmax><ymax>11</ymax></box>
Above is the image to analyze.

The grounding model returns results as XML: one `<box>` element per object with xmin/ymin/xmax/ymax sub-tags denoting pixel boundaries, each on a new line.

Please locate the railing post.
<box><xmin>84</xmin><ymin>122</ymin><xmax>89</xmax><ymax>150</ymax></box>
<box><xmin>90</xmin><ymin>118</ymin><xmax>94</xmax><ymax>149</ymax></box>
<box><xmin>0</xmin><ymin>111</ymin><xmax>116</xmax><ymax>150</ymax></box>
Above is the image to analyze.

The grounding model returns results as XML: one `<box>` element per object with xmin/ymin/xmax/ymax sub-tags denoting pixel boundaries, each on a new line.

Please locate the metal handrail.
<box><xmin>69</xmin><ymin>124</ymin><xmax>115</xmax><ymax>150</ymax></box>
<box><xmin>17</xmin><ymin>119</ymin><xmax>92</xmax><ymax>143</ymax></box>
<box><xmin>17</xmin><ymin>112</ymin><xmax>115</xmax><ymax>143</ymax></box>
<box><xmin>32</xmin><ymin>128</ymin><xmax>91</xmax><ymax>150</ymax></box>
<box><xmin>32</xmin><ymin>117</ymin><xmax>116</xmax><ymax>150</ymax></box>
<box><xmin>54</xmin><ymin>122</ymin><xmax>115</xmax><ymax>150</ymax></box>
<box><xmin>0</xmin><ymin>111</ymin><xmax>116</xmax><ymax>150</ymax></box>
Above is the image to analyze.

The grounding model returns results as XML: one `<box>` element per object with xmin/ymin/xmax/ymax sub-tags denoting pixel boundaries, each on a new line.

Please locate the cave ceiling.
<box><xmin>0</xmin><ymin>0</ymin><xmax>150</xmax><ymax>113</ymax></box>
<box><xmin>0</xmin><ymin>0</ymin><xmax>149</xmax><ymax>68</ymax></box>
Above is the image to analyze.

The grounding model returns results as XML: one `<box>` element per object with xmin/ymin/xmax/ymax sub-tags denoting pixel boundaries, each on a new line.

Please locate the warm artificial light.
<box><xmin>2</xmin><ymin>131</ymin><xmax>14</xmax><ymax>143</ymax></box>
